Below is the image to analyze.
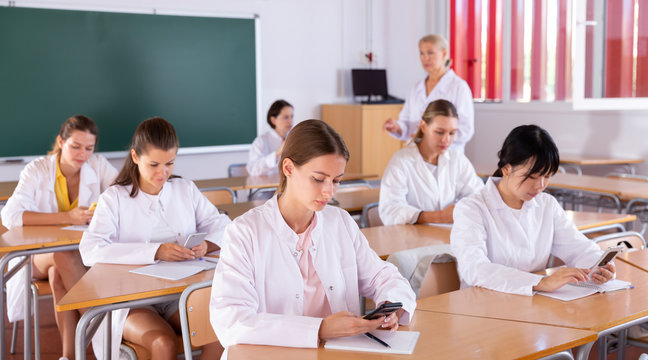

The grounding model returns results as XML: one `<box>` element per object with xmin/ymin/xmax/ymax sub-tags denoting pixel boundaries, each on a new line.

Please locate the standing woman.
<box><xmin>246</xmin><ymin>99</ymin><xmax>294</xmax><ymax>176</ymax></box>
<box><xmin>1</xmin><ymin>115</ymin><xmax>117</xmax><ymax>360</ymax></box>
<box><xmin>80</xmin><ymin>117</ymin><xmax>230</xmax><ymax>359</ymax></box>
<box><xmin>383</xmin><ymin>34</ymin><xmax>474</xmax><ymax>153</ymax></box>
<box><xmin>211</xmin><ymin>120</ymin><xmax>416</xmax><ymax>356</ymax></box>
<box><xmin>379</xmin><ymin>100</ymin><xmax>483</xmax><ymax>226</ymax></box>
<box><xmin>451</xmin><ymin>125</ymin><xmax>615</xmax><ymax>295</ymax></box>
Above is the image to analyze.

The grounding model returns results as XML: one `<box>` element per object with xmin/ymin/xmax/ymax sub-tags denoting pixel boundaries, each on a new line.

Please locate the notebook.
<box><xmin>61</xmin><ymin>224</ymin><xmax>89</xmax><ymax>232</ymax></box>
<box><xmin>536</xmin><ymin>279</ymin><xmax>633</xmax><ymax>301</ymax></box>
<box><xmin>324</xmin><ymin>330</ymin><xmax>420</xmax><ymax>355</ymax></box>
<box><xmin>130</xmin><ymin>258</ymin><xmax>218</xmax><ymax>281</ymax></box>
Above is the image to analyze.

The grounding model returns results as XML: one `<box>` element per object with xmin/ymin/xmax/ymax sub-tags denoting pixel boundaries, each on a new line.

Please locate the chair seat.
<box><xmin>32</xmin><ymin>279</ymin><xmax>52</xmax><ymax>296</ymax></box>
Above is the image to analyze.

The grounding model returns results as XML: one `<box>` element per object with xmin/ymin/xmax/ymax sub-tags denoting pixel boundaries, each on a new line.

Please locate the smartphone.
<box><xmin>183</xmin><ymin>232</ymin><xmax>207</xmax><ymax>249</ymax></box>
<box><xmin>89</xmin><ymin>202</ymin><xmax>97</xmax><ymax>211</ymax></box>
<box><xmin>363</xmin><ymin>302</ymin><xmax>403</xmax><ymax>320</ymax></box>
<box><xmin>589</xmin><ymin>245</ymin><xmax>623</xmax><ymax>277</ymax></box>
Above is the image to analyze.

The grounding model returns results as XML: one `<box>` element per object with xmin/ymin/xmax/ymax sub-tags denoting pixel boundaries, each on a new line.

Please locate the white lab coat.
<box><xmin>451</xmin><ymin>178</ymin><xmax>604</xmax><ymax>296</ymax></box>
<box><xmin>80</xmin><ymin>177</ymin><xmax>231</xmax><ymax>360</ymax></box>
<box><xmin>246</xmin><ymin>129</ymin><xmax>283</xmax><ymax>176</ymax></box>
<box><xmin>210</xmin><ymin>195</ymin><xmax>416</xmax><ymax>356</ymax></box>
<box><xmin>0</xmin><ymin>153</ymin><xmax>116</xmax><ymax>322</ymax></box>
<box><xmin>379</xmin><ymin>144</ymin><xmax>483</xmax><ymax>225</ymax></box>
<box><xmin>390</xmin><ymin>70</ymin><xmax>474</xmax><ymax>153</ymax></box>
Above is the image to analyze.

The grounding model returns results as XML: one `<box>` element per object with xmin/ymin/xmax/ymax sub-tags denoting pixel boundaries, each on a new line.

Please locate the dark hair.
<box><xmin>48</xmin><ymin>115</ymin><xmax>98</xmax><ymax>155</ymax></box>
<box><xmin>267</xmin><ymin>99</ymin><xmax>293</xmax><ymax>129</ymax></box>
<box><xmin>493</xmin><ymin>125</ymin><xmax>560</xmax><ymax>180</ymax></box>
<box><xmin>414</xmin><ymin>99</ymin><xmax>458</xmax><ymax>141</ymax></box>
<box><xmin>277</xmin><ymin>119</ymin><xmax>349</xmax><ymax>194</ymax></box>
<box><xmin>113</xmin><ymin>117</ymin><xmax>180</xmax><ymax>197</ymax></box>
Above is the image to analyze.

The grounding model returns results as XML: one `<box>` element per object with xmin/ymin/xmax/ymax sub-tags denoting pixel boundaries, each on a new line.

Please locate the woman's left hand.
<box><xmin>589</xmin><ymin>261</ymin><xmax>616</xmax><ymax>284</ymax></box>
<box><xmin>378</xmin><ymin>308</ymin><xmax>404</xmax><ymax>333</ymax></box>
<box><xmin>191</xmin><ymin>241</ymin><xmax>209</xmax><ymax>258</ymax></box>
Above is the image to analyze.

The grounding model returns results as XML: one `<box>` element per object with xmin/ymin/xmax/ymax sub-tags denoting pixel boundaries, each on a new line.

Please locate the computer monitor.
<box><xmin>351</xmin><ymin>69</ymin><xmax>388</xmax><ymax>98</ymax></box>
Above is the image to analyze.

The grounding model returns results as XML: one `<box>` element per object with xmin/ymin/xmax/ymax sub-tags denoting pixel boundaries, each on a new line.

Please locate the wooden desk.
<box><xmin>619</xmin><ymin>249</ymin><xmax>648</xmax><ymax>273</ymax></box>
<box><xmin>550</xmin><ymin>173</ymin><xmax>648</xmax><ymax>202</ymax></box>
<box><xmin>566</xmin><ymin>210</ymin><xmax>636</xmax><ymax>231</ymax></box>
<box><xmin>228</xmin><ymin>310</ymin><xmax>597</xmax><ymax>360</ymax></box>
<box><xmin>361</xmin><ymin>224</ymin><xmax>451</xmax><ymax>259</ymax></box>
<box><xmin>560</xmin><ymin>154</ymin><xmax>643</xmax><ymax>175</ymax></box>
<box><xmin>0</xmin><ymin>180</ymin><xmax>18</xmax><ymax>202</ymax></box>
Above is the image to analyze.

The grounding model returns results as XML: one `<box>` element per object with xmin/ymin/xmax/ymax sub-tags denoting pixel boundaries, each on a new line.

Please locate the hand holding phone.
<box><xmin>588</xmin><ymin>246</ymin><xmax>623</xmax><ymax>280</ymax></box>
<box><xmin>363</xmin><ymin>302</ymin><xmax>403</xmax><ymax>320</ymax></box>
<box><xmin>183</xmin><ymin>232</ymin><xmax>207</xmax><ymax>249</ymax></box>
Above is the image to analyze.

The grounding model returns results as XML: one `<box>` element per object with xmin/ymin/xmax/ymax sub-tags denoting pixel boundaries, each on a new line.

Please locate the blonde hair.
<box><xmin>419</xmin><ymin>34</ymin><xmax>452</xmax><ymax>69</ymax></box>
<box><xmin>413</xmin><ymin>99</ymin><xmax>459</xmax><ymax>142</ymax></box>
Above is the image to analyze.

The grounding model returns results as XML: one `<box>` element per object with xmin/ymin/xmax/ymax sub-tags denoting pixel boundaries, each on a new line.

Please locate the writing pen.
<box><xmin>364</xmin><ymin>332</ymin><xmax>390</xmax><ymax>348</ymax></box>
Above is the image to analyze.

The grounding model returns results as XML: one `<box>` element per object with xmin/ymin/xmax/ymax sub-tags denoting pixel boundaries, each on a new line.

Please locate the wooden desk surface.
<box><xmin>550</xmin><ymin>173</ymin><xmax>648</xmax><ymax>201</ymax></box>
<box><xmin>361</xmin><ymin>224</ymin><xmax>451</xmax><ymax>259</ymax></box>
<box><xmin>227</xmin><ymin>310</ymin><xmax>596</xmax><ymax>360</ymax></box>
<box><xmin>56</xmin><ymin>263</ymin><xmax>214</xmax><ymax>312</ymax></box>
<box><xmin>0</xmin><ymin>226</ymin><xmax>83</xmax><ymax>252</ymax></box>
<box><xmin>560</xmin><ymin>154</ymin><xmax>643</xmax><ymax>166</ymax></box>
<box><xmin>566</xmin><ymin>210</ymin><xmax>636</xmax><ymax>230</ymax></box>
<box><xmin>619</xmin><ymin>249</ymin><xmax>648</xmax><ymax>273</ymax></box>
<box><xmin>0</xmin><ymin>180</ymin><xmax>18</xmax><ymax>201</ymax></box>
<box><xmin>417</xmin><ymin>261</ymin><xmax>648</xmax><ymax>333</ymax></box>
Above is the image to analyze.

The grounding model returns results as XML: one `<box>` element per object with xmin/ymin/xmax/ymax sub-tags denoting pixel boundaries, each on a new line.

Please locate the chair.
<box><xmin>592</xmin><ymin>231</ymin><xmax>646</xmax><ymax>251</ymax></box>
<box><xmin>360</xmin><ymin>202</ymin><xmax>383</xmax><ymax>228</ymax></box>
<box><xmin>545</xmin><ymin>186</ymin><xmax>622</xmax><ymax>213</ymax></box>
<box><xmin>200</xmin><ymin>187</ymin><xmax>237</xmax><ymax>205</ymax></box>
<box><xmin>418</xmin><ymin>261</ymin><xmax>461</xmax><ymax>298</ymax></box>
<box><xmin>627</xmin><ymin>198</ymin><xmax>648</xmax><ymax>236</ymax></box>
<box><xmin>179</xmin><ymin>281</ymin><xmax>219</xmax><ymax>360</ymax></box>
<box><xmin>606</xmin><ymin>172</ymin><xmax>648</xmax><ymax>182</ymax></box>
<box><xmin>248</xmin><ymin>187</ymin><xmax>277</xmax><ymax>201</ymax></box>
<box><xmin>10</xmin><ymin>280</ymin><xmax>52</xmax><ymax>360</ymax></box>
<box><xmin>227</xmin><ymin>163</ymin><xmax>248</xmax><ymax>178</ymax></box>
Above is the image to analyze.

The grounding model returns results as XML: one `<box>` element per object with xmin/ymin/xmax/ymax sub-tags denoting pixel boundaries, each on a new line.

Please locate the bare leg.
<box><xmin>123</xmin><ymin>309</ymin><xmax>178</xmax><ymax>360</ymax></box>
<box><xmin>164</xmin><ymin>310</ymin><xmax>223</xmax><ymax>359</ymax></box>
<box><xmin>32</xmin><ymin>253</ymin><xmax>54</xmax><ymax>279</ymax></box>
<box><xmin>49</xmin><ymin>266</ymin><xmax>80</xmax><ymax>359</ymax></box>
<box><xmin>52</xmin><ymin>251</ymin><xmax>87</xmax><ymax>290</ymax></box>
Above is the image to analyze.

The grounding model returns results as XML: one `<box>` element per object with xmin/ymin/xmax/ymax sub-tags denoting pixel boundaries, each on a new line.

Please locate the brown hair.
<box><xmin>419</xmin><ymin>34</ymin><xmax>453</xmax><ymax>69</ymax></box>
<box><xmin>48</xmin><ymin>115</ymin><xmax>98</xmax><ymax>155</ymax></box>
<box><xmin>113</xmin><ymin>117</ymin><xmax>180</xmax><ymax>197</ymax></box>
<box><xmin>413</xmin><ymin>99</ymin><xmax>459</xmax><ymax>141</ymax></box>
<box><xmin>267</xmin><ymin>99</ymin><xmax>293</xmax><ymax>129</ymax></box>
<box><xmin>277</xmin><ymin>119</ymin><xmax>349</xmax><ymax>194</ymax></box>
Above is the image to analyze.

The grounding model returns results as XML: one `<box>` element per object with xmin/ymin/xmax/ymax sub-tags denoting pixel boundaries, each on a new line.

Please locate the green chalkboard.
<box><xmin>0</xmin><ymin>7</ymin><xmax>257</xmax><ymax>159</ymax></box>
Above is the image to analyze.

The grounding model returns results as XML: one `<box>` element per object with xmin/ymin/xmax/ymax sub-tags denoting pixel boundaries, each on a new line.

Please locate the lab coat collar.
<box><xmin>484</xmin><ymin>177</ymin><xmax>540</xmax><ymax>211</ymax></box>
<box><xmin>415</xmin><ymin>69</ymin><xmax>457</xmax><ymax>99</ymax></box>
<box><xmin>263</xmin><ymin>195</ymin><xmax>323</xmax><ymax>250</ymax></box>
<box><xmin>408</xmin><ymin>143</ymin><xmax>450</xmax><ymax>170</ymax></box>
<box><xmin>46</xmin><ymin>153</ymin><xmax>99</xmax><ymax>205</ymax></box>
<box><xmin>126</xmin><ymin>179</ymin><xmax>174</xmax><ymax>214</ymax></box>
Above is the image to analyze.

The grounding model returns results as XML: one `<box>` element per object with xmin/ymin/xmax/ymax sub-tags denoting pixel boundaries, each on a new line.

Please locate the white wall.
<box><xmin>0</xmin><ymin>0</ymin><xmax>432</xmax><ymax>181</ymax></box>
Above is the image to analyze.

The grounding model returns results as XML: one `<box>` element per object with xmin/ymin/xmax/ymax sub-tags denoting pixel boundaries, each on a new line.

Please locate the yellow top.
<box><xmin>54</xmin><ymin>157</ymin><xmax>78</xmax><ymax>212</ymax></box>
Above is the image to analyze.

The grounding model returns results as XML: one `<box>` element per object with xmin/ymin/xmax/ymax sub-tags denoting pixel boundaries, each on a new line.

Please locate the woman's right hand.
<box><xmin>383</xmin><ymin>118</ymin><xmax>402</xmax><ymax>137</ymax></box>
<box><xmin>533</xmin><ymin>267</ymin><xmax>589</xmax><ymax>292</ymax></box>
<box><xmin>65</xmin><ymin>206</ymin><xmax>94</xmax><ymax>225</ymax></box>
<box><xmin>155</xmin><ymin>243</ymin><xmax>196</xmax><ymax>261</ymax></box>
<box><xmin>318</xmin><ymin>311</ymin><xmax>384</xmax><ymax>340</ymax></box>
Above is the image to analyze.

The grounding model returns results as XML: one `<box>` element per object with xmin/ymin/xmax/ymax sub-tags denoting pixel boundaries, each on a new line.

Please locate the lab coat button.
<box><xmin>293</xmin><ymin>251</ymin><xmax>298</xmax><ymax>256</ymax></box>
<box><xmin>329</xmin><ymin>286</ymin><xmax>334</xmax><ymax>291</ymax></box>
<box><xmin>295</xmin><ymin>294</ymin><xmax>300</xmax><ymax>299</ymax></box>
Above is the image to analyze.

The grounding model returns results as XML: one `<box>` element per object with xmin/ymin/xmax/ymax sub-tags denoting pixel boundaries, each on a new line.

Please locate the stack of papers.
<box><xmin>536</xmin><ymin>279</ymin><xmax>633</xmax><ymax>301</ymax></box>
<box><xmin>324</xmin><ymin>330</ymin><xmax>420</xmax><ymax>354</ymax></box>
<box><xmin>130</xmin><ymin>258</ymin><xmax>218</xmax><ymax>281</ymax></box>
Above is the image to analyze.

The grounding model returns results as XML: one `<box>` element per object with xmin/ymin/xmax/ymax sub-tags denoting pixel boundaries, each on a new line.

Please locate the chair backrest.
<box><xmin>360</xmin><ymin>202</ymin><xmax>383</xmax><ymax>228</ymax></box>
<box><xmin>248</xmin><ymin>187</ymin><xmax>276</xmax><ymax>201</ymax></box>
<box><xmin>606</xmin><ymin>172</ymin><xmax>648</xmax><ymax>183</ymax></box>
<box><xmin>593</xmin><ymin>231</ymin><xmax>646</xmax><ymax>251</ymax></box>
<box><xmin>180</xmin><ymin>281</ymin><xmax>218</xmax><ymax>360</ymax></box>
<box><xmin>228</xmin><ymin>163</ymin><xmax>248</xmax><ymax>178</ymax></box>
<box><xmin>627</xmin><ymin>198</ymin><xmax>648</xmax><ymax>236</ymax></box>
<box><xmin>418</xmin><ymin>261</ymin><xmax>461</xmax><ymax>298</ymax></box>
<box><xmin>336</xmin><ymin>179</ymin><xmax>372</xmax><ymax>193</ymax></box>
<box><xmin>0</xmin><ymin>224</ymin><xmax>7</xmax><ymax>235</ymax></box>
<box><xmin>545</xmin><ymin>186</ymin><xmax>621</xmax><ymax>213</ymax></box>
<box><xmin>201</xmin><ymin>187</ymin><xmax>236</xmax><ymax>205</ymax></box>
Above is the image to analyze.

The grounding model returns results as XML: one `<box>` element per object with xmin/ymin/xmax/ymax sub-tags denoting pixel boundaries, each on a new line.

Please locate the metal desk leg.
<box><xmin>104</xmin><ymin>311</ymin><xmax>112</xmax><ymax>359</ymax></box>
<box><xmin>617</xmin><ymin>328</ymin><xmax>628</xmax><ymax>360</ymax></box>
<box><xmin>574</xmin><ymin>341</ymin><xmax>595</xmax><ymax>360</ymax></box>
<box><xmin>24</xmin><ymin>256</ymin><xmax>32</xmax><ymax>360</ymax></box>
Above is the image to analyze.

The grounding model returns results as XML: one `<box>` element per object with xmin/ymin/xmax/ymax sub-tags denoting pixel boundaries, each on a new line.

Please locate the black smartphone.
<box><xmin>363</xmin><ymin>302</ymin><xmax>403</xmax><ymax>320</ymax></box>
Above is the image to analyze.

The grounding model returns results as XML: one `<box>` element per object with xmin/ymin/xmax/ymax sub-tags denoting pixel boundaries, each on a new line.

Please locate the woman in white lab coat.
<box><xmin>246</xmin><ymin>99</ymin><xmax>294</xmax><ymax>176</ymax></box>
<box><xmin>451</xmin><ymin>125</ymin><xmax>615</xmax><ymax>296</ymax></box>
<box><xmin>379</xmin><ymin>99</ymin><xmax>483</xmax><ymax>226</ymax></box>
<box><xmin>210</xmin><ymin>120</ymin><xmax>416</xmax><ymax>355</ymax></box>
<box><xmin>383</xmin><ymin>34</ymin><xmax>474</xmax><ymax>153</ymax></box>
<box><xmin>80</xmin><ymin>117</ymin><xmax>230</xmax><ymax>360</ymax></box>
<box><xmin>1</xmin><ymin>115</ymin><xmax>117</xmax><ymax>360</ymax></box>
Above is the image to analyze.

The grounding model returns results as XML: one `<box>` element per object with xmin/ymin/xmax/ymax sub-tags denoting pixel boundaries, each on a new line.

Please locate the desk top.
<box><xmin>361</xmin><ymin>224</ymin><xmax>451</xmax><ymax>259</ymax></box>
<box><xmin>56</xmin><ymin>263</ymin><xmax>214</xmax><ymax>312</ymax></box>
<box><xmin>559</xmin><ymin>154</ymin><xmax>643</xmax><ymax>166</ymax></box>
<box><xmin>0</xmin><ymin>180</ymin><xmax>18</xmax><ymax>201</ymax></box>
<box><xmin>417</xmin><ymin>261</ymin><xmax>648</xmax><ymax>333</ymax></box>
<box><xmin>566</xmin><ymin>210</ymin><xmax>636</xmax><ymax>230</ymax></box>
<box><xmin>550</xmin><ymin>173</ymin><xmax>648</xmax><ymax>201</ymax></box>
<box><xmin>227</xmin><ymin>310</ymin><xmax>596</xmax><ymax>360</ymax></box>
<box><xmin>619</xmin><ymin>249</ymin><xmax>648</xmax><ymax>273</ymax></box>
<box><xmin>0</xmin><ymin>225</ymin><xmax>83</xmax><ymax>252</ymax></box>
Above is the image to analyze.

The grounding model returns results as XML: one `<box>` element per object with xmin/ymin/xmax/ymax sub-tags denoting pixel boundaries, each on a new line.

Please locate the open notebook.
<box><xmin>130</xmin><ymin>258</ymin><xmax>218</xmax><ymax>281</ymax></box>
<box><xmin>536</xmin><ymin>279</ymin><xmax>633</xmax><ymax>301</ymax></box>
<box><xmin>324</xmin><ymin>330</ymin><xmax>420</xmax><ymax>355</ymax></box>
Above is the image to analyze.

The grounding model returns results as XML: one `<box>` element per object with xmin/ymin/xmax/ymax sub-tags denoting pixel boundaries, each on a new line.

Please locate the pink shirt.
<box><xmin>296</xmin><ymin>216</ymin><xmax>332</xmax><ymax>318</ymax></box>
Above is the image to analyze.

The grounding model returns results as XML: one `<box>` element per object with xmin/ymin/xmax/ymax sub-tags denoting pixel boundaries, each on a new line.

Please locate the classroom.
<box><xmin>1</xmin><ymin>0</ymin><xmax>648</xmax><ymax>359</ymax></box>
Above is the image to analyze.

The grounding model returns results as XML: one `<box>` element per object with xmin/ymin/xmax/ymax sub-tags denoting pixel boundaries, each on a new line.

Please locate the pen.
<box><xmin>364</xmin><ymin>332</ymin><xmax>390</xmax><ymax>348</ymax></box>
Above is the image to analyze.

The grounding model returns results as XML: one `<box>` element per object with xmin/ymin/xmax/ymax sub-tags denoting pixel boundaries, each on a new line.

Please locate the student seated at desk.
<box><xmin>80</xmin><ymin>117</ymin><xmax>230</xmax><ymax>360</ymax></box>
<box><xmin>379</xmin><ymin>99</ymin><xmax>483</xmax><ymax>225</ymax></box>
<box><xmin>246</xmin><ymin>99</ymin><xmax>294</xmax><ymax>176</ymax></box>
<box><xmin>451</xmin><ymin>125</ymin><xmax>615</xmax><ymax>295</ymax></box>
<box><xmin>0</xmin><ymin>115</ymin><xmax>117</xmax><ymax>360</ymax></box>
<box><xmin>210</xmin><ymin>120</ymin><xmax>416</xmax><ymax>355</ymax></box>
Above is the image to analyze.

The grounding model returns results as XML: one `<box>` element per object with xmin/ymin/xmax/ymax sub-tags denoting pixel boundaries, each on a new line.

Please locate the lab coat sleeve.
<box><xmin>549</xmin><ymin>198</ymin><xmax>603</xmax><ymax>268</ymax></box>
<box><xmin>79</xmin><ymin>189</ymin><xmax>160</xmax><ymax>266</ymax></box>
<box><xmin>191</xmin><ymin>182</ymin><xmax>231</xmax><ymax>247</ymax></box>
<box><xmin>379</xmin><ymin>158</ymin><xmax>422</xmax><ymax>225</ymax></box>
<box><xmin>455</xmin><ymin>155</ymin><xmax>485</xmax><ymax>200</ymax></box>
<box><xmin>451</xmin><ymin>81</ymin><xmax>475</xmax><ymax>149</ymax></box>
<box><xmin>96</xmin><ymin>155</ymin><xmax>118</xmax><ymax>191</ymax></box>
<box><xmin>451</xmin><ymin>198</ymin><xmax>543</xmax><ymax>296</ymax></box>
<box><xmin>346</xmin><ymin>214</ymin><xmax>416</xmax><ymax>324</ymax></box>
<box><xmin>246</xmin><ymin>137</ymin><xmax>279</xmax><ymax>176</ymax></box>
<box><xmin>210</xmin><ymin>220</ymin><xmax>322</xmax><ymax>348</ymax></box>
<box><xmin>392</xmin><ymin>86</ymin><xmax>417</xmax><ymax>141</ymax></box>
<box><xmin>1</xmin><ymin>161</ymin><xmax>44</xmax><ymax>228</ymax></box>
